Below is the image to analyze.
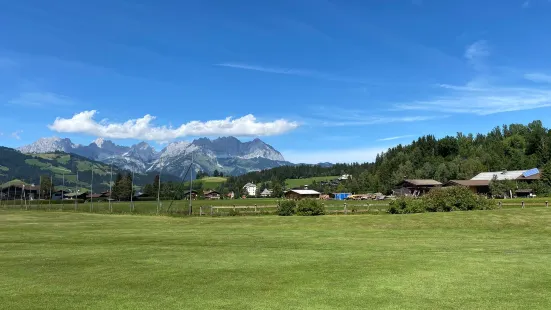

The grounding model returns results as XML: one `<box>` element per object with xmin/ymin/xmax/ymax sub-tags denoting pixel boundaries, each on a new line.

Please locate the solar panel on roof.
<box><xmin>523</xmin><ymin>168</ymin><xmax>539</xmax><ymax>177</ymax></box>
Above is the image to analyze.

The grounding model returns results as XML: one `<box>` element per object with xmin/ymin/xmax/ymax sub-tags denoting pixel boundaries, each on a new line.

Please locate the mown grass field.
<box><xmin>2</xmin><ymin>208</ymin><xmax>551</xmax><ymax>309</ymax></box>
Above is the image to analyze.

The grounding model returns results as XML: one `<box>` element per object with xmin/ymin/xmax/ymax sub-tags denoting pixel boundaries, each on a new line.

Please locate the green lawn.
<box><xmin>2</xmin><ymin>209</ymin><xmax>551</xmax><ymax>309</ymax></box>
<box><xmin>285</xmin><ymin>176</ymin><xmax>340</xmax><ymax>188</ymax></box>
<box><xmin>185</xmin><ymin>176</ymin><xmax>227</xmax><ymax>190</ymax></box>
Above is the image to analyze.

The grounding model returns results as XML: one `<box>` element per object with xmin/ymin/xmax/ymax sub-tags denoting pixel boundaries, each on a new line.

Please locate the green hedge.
<box><xmin>277</xmin><ymin>200</ymin><xmax>296</xmax><ymax>216</ymax></box>
<box><xmin>296</xmin><ymin>199</ymin><xmax>325</xmax><ymax>216</ymax></box>
<box><xmin>388</xmin><ymin>187</ymin><xmax>496</xmax><ymax>214</ymax></box>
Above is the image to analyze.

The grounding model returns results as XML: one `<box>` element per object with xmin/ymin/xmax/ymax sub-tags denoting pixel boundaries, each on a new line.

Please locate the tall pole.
<box><xmin>109</xmin><ymin>165</ymin><xmax>113</xmax><ymax>212</ymax></box>
<box><xmin>90</xmin><ymin>168</ymin><xmax>94</xmax><ymax>212</ymax></box>
<box><xmin>157</xmin><ymin>158</ymin><xmax>162</xmax><ymax>215</ymax></box>
<box><xmin>75</xmin><ymin>171</ymin><xmax>78</xmax><ymax>211</ymax></box>
<box><xmin>21</xmin><ymin>184</ymin><xmax>24</xmax><ymax>208</ymax></box>
<box><xmin>62</xmin><ymin>173</ymin><xmax>65</xmax><ymax>210</ymax></box>
<box><xmin>189</xmin><ymin>153</ymin><xmax>193</xmax><ymax>216</ymax></box>
<box><xmin>130</xmin><ymin>170</ymin><xmax>134</xmax><ymax>212</ymax></box>
<box><xmin>48</xmin><ymin>175</ymin><xmax>52</xmax><ymax>209</ymax></box>
<box><xmin>38</xmin><ymin>176</ymin><xmax>42</xmax><ymax>209</ymax></box>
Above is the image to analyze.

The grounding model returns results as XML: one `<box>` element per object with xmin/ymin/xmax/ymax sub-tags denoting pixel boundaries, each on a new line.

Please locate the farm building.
<box><xmin>446</xmin><ymin>180</ymin><xmax>490</xmax><ymax>194</ymax></box>
<box><xmin>243</xmin><ymin>183</ymin><xmax>257</xmax><ymax>196</ymax></box>
<box><xmin>183</xmin><ymin>190</ymin><xmax>199</xmax><ymax>200</ymax></box>
<box><xmin>284</xmin><ymin>189</ymin><xmax>321</xmax><ymax>200</ymax></box>
<box><xmin>260</xmin><ymin>188</ymin><xmax>272</xmax><ymax>197</ymax></box>
<box><xmin>394</xmin><ymin>179</ymin><xmax>442</xmax><ymax>197</ymax></box>
<box><xmin>470</xmin><ymin>168</ymin><xmax>540</xmax><ymax>182</ymax></box>
<box><xmin>515</xmin><ymin>189</ymin><xmax>535</xmax><ymax>198</ymax></box>
<box><xmin>0</xmin><ymin>183</ymin><xmax>40</xmax><ymax>200</ymax></box>
<box><xmin>204</xmin><ymin>190</ymin><xmax>221</xmax><ymax>200</ymax></box>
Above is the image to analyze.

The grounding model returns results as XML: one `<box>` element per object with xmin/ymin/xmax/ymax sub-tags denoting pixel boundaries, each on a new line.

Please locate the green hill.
<box><xmin>0</xmin><ymin>147</ymin><xmax>179</xmax><ymax>191</ymax></box>
<box><xmin>285</xmin><ymin>176</ymin><xmax>340</xmax><ymax>189</ymax></box>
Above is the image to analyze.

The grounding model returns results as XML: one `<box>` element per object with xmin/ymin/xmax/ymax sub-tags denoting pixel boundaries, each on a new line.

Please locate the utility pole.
<box><xmin>48</xmin><ymin>175</ymin><xmax>52</xmax><ymax>209</ymax></box>
<box><xmin>90</xmin><ymin>168</ymin><xmax>94</xmax><ymax>212</ymax></box>
<box><xmin>61</xmin><ymin>173</ymin><xmax>65</xmax><ymax>210</ymax></box>
<box><xmin>75</xmin><ymin>171</ymin><xmax>78</xmax><ymax>211</ymax></box>
<box><xmin>109</xmin><ymin>165</ymin><xmax>113</xmax><ymax>212</ymax></box>
<box><xmin>38</xmin><ymin>176</ymin><xmax>42</xmax><ymax>209</ymax></box>
<box><xmin>157</xmin><ymin>158</ymin><xmax>163</xmax><ymax>215</ymax></box>
<box><xmin>130</xmin><ymin>170</ymin><xmax>134</xmax><ymax>212</ymax></box>
<box><xmin>189</xmin><ymin>153</ymin><xmax>193</xmax><ymax>216</ymax></box>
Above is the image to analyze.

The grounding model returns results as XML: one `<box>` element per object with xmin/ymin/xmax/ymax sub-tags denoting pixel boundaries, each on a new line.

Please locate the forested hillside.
<box><xmin>228</xmin><ymin>121</ymin><xmax>551</xmax><ymax>194</ymax></box>
<box><xmin>0</xmin><ymin>147</ymin><xmax>179</xmax><ymax>191</ymax></box>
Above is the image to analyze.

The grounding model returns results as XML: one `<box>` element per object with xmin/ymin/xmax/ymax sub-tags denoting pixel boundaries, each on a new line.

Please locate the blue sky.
<box><xmin>2</xmin><ymin>0</ymin><xmax>551</xmax><ymax>163</ymax></box>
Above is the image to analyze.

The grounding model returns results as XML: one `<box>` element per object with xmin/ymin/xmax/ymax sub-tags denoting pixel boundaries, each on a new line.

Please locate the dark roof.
<box><xmin>204</xmin><ymin>190</ymin><xmax>221</xmax><ymax>195</ymax></box>
<box><xmin>183</xmin><ymin>190</ymin><xmax>199</xmax><ymax>195</ymax></box>
<box><xmin>447</xmin><ymin>180</ymin><xmax>490</xmax><ymax>187</ymax></box>
<box><xmin>402</xmin><ymin>179</ymin><xmax>442</xmax><ymax>186</ymax></box>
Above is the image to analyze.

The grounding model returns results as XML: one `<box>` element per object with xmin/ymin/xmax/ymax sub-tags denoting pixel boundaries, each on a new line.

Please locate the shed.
<box><xmin>446</xmin><ymin>180</ymin><xmax>490</xmax><ymax>194</ymax></box>
<box><xmin>515</xmin><ymin>188</ymin><xmax>534</xmax><ymax>198</ymax></box>
<box><xmin>183</xmin><ymin>190</ymin><xmax>199</xmax><ymax>200</ymax></box>
<box><xmin>333</xmin><ymin>193</ymin><xmax>351</xmax><ymax>200</ymax></box>
<box><xmin>204</xmin><ymin>190</ymin><xmax>221</xmax><ymax>200</ymax></box>
<box><xmin>396</xmin><ymin>179</ymin><xmax>442</xmax><ymax>196</ymax></box>
<box><xmin>284</xmin><ymin>189</ymin><xmax>321</xmax><ymax>200</ymax></box>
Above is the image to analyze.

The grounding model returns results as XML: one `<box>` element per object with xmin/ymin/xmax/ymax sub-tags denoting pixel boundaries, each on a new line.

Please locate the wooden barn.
<box><xmin>284</xmin><ymin>189</ymin><xmax>321</xmax><ymax>200</ymax></box>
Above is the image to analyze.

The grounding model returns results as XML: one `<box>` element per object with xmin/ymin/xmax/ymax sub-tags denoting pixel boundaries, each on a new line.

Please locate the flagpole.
<box><xmin>62</xmin><ymin>173</ymin><xmax>65</xmax><ymax>210</ymax></box>
<box><xmin>75</xmin><ymin>171</ymin><xmax>78</xmax><ymax>211</ymax></box>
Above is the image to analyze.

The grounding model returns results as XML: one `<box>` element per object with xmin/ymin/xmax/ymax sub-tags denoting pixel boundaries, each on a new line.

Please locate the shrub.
<box><xmin>296</xmin><ymin>199</ymin><xmax>325</xmax><ymax>216</ymax></box>
<box><xmin>277</xmin><ymin>200</ymin><xmax>296</xmax><ymax>216</ymax></box>
<box><xmin>388</xmin><ymin>187</ymin><xmax>496</xmax><ymax>214</ymax></box>
<box><xmin>228</xmin><ymin>208</ymin><xmax>240</xmax><ymax>216</ymax></box>
<box><xmin>388</xmin><ymin>197</ymin><xmax>426</xmax><ymax>214</ymax></box>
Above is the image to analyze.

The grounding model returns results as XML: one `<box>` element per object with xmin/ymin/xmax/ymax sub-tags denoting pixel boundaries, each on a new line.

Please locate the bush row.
<box><xmin>277</xmin><ymin>199</ymin><xmax>325</xmax><ymax>216</ymax></box>
<box><xmin>388</xmin><ymin>186</ymin><xmax>496</xmax><ymax>214</ymax></box>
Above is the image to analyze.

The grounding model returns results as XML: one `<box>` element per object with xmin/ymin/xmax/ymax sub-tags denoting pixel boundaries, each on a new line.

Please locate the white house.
<box><xmin>243</xmin><ymin>183</ymin><xmax>257</xmax><ymax>196</ymax></box>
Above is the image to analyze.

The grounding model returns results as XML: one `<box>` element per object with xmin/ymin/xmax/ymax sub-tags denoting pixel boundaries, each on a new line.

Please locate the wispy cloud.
<box><xmin>9</xmin><ymin>92</ymin><xmax>73</xmax><ymax>107</ymax></box>
<box><xmin>395</xmin><ymin>40</ymin><xmax>551</xmax><ymax>115</ymax></box>
<box><xmin>396</xmin><ymin>84</ymin><xmax>551</xmax><ymax>115</ymax></box>
<box><xmin>49</xmin><ymin>111</ymin><xmax>299</xmax><ymax>141</ymax></box>
<box><xmin>525</xmin><ymin>73</ymin><xmax>551</xmax><ymax>84</ymax></box>
<box><xmin>465</xmin><ymin>40</ymin><xmax>490</xmax><ymax>72</ymax></box>
<box><xmin>309</xmin><ymin>106</ymin><xmax>443</xmax><ymax>126</ymax></box>
<box><xmin>283</xmin><ymin>147</ymin><xmax>388</xmax><ymax>164</ymax></box>
<box><xmin>522</xmin><ymin>0</ymin><xmax>531</xmax><ymax>8</ymax></box>
<box><xmin>377</xmin><ymin>135</ymin><xmax>416</xmax><ymax>141</ymax></box>
<box><xmin>216</xmin><ymin>63</ymin><xmax>369</xmax><ymax>84</ymax></box>
<box><xmin>11</xmin><ymin>130</ymin><xmax>23</xmax><ymax>140</ymax></box>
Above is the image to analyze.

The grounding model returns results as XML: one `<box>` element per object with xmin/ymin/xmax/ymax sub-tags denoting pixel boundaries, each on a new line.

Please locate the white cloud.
<box><xmin>396</xmin><ymin>84</ymin><xmax>551</xmax><ymax>115</ymax></box>
<box><xmin>377</xmin><ymin>135</ymin><xmax>416</xmax><ymax>141</ymax></box>
<box><xmin>283</xmin><ymin>147</ymin><xmax>387</xmax><ymax>164</ymax></box>
<box><xmin>11</xmin><ymin>130</ymin><xmax>23</xmax><ymax>140</ymax></box>
<box><xmin>217</xmin><ymin>63</ymin><xmax>368</xmax><ymax>84</ymax></box>
<box><xmin>48</xmin><ymin>111</ymin><xmax>299</xmax><ymax>141</ymax></box>
<box><xmin>525</xmin><ymin>73</ymin><xmax>551</xmax><ymax>84</ymax></box>
<box><xmin>465</xmin><ymin>40</ymin><xmax>489</xmax><ymax>72</ymax></box>
<box><xmin>9</xmin><ymin>92</ymin><xmax>73</xmax><ymax>107</ymax></box>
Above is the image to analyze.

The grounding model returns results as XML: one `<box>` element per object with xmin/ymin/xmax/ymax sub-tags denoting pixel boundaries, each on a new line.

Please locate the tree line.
<box><xmin>226</xmin><ymin>120</ymin><xmax>551</xmax><ymax>195</ymax></box>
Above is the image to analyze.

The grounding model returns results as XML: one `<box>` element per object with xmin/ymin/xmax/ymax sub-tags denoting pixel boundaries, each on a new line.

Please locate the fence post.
<box><xmin>233</xmin><ymin>205</ymin><xmax>236</xmax><ymax>211</ymax></box>
<box><xmin>521</xmin><ymin>201</ymin><xmax>525</xmax><ymax>209</ymax></box>
<box><xmin>254</xmin><ymin>204</ymin><xmax>257</xmax><ymax>213</ymax></box>
<box><xmin>210</xmin><ymin>206</ymin><xmax>213</xmax><ymax>216</ymax></box>
<box><xmin>344</xmin><ymin>203</ymin><xmax>348</xmax><ymax>215</ymax></box>
<box><xmin>546</xmin><ymin>201</ymin><xmax>549</xmax><ymax>208</ymax></box>
<box><xmin>200</xmin><ymin>206</ymin><xmax>203</xmax><ymax>216</ymax></box>
<box><xmin>499</xmin><ymin>201</ymin><xmax>502</xmax><ymax>209</ymax></box>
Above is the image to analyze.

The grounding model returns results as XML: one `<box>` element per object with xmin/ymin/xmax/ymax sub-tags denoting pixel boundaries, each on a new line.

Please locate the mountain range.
<box><xmin>18</xmin><ymin>136</ymin><xmax>291</xmax><ymax>177</ymax></box>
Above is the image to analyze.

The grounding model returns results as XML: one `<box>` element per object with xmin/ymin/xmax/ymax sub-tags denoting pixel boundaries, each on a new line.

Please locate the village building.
<box><xmin>393</xmin><ymin>179</ymin><xmax>442</xmax><ymax>197</ymax></box>
<box><xmin>260</xmin><ymin>188</ymin><xmax>272</xmax><ymax>197</ymax></box>
<box><xmin>243</xmin><ymin>183</ymin><xmax>257</xmax><ymax>196</ymax></box>
<box><xmin>284</xmin><ymin>189</ymin><xmax>321</xmax><ymax>200</ymax></box>
<box><xmin>470</xmin><ymin>168</ymin><xmax>540</xmax><ymax>182</ymax></box>
<box><xmin>0</xmin><ymin>183</ymin><xmax>40</xmax><ymax>200</ymax></box>
<box><xmin>183</xmin><ymin>190</ymin><xmax>199</xmax><ymax>200</ymax></box>
<box><xmin>204</xmin><ymin>190</ymin><xmax>221</xmax><ymax>200</ymax></box>
<box><xmin>445</xmin><ymin>180</ymin><xmax>490</xmax><ymax>195</ymax></box>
